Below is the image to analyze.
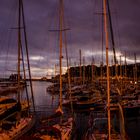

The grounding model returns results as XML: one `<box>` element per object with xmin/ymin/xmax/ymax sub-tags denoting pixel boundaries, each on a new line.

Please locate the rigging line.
<box><xmin>35</xmin><ymin>1</ymin><xmax>58</xmax><ymax>61</ymax></box>
<box><xmin>101</xmin><ymin>0</ymin><xmax>104</xmax><ymax>65</ymax></box>
<box><xmin>100</xmin><ymin>0</ymin><xmax>104</xmax><ymax>82</ymax></box>
<box><xmin>92</xmin><ymin>0</ymin><xmax>104</xmax><ymax>63</ymax></box>
<box><xmin>0</xmin><ymin>0</ymin><xmax>16</xmax><ymax>54</ymax></box>
<box><xmin>3</xmin><ymin>1</ymin><xmax>19</xmax><ymax>78</ymax></box>
<box><xmin>20</xmin><ymin>41</ymin><xmax>30</xmax><ymax>113</ymax></box>
<box><xmin>4</xmin><ymin>27</ymin><xmax>17</xmax><ymax>76</ymax></box>
<box><xmin>91</xmin><ymin>0</ymin><xmax>96</xmax><ymax>55</ymax></box>
<box><xmin>100</xmin><ymin>0</ymin><xmax>104</xmax><ymax>66</ymax></box>
<box><xmin>110</xmin><ymin>0</ymin><xmax>122</xmax><ymax>60</ymax></box>
<box><xmin>61</xmin><ymin>0</ymin><xmax>74</xmax><ymax>115</ymax></box>
<box><xmin>51</xmin><ymin>7</ymin><xmax>59</xmax><ymax>62</ymax></box>
<box><xmin>17</xmin><ymin>0</ymin><xmax>22</xmax><ymax>102</ymax></box>
<box><xmin>0</xmin><ymin>28</ymin><xmax>9</xmax><ymax>57</ymax></box>
<box><xmin>48</xmin><ymin>14</ymin><xmax>60</xmax><ymax>66</ymax></box>
<box><xmin>112</xmin><ymin>0</ymin><xmax>120</xmax><ymax>47</ymax></box>
<box><xmin>58</xmin><ymin>0</ymin><xmax>63</xmax><ymax>112</ymax></box>
<box><xmin>106</xmin><ymin>0</ymin><xmax>117</xmax><ymax>65</ymax></box>
<box><xmin>1</xmin><ymin>2</ymin><xmax>16</xmax><ymax>76</ymax></box>
<box><xmin>21</xmin><ymin>0</ymin><xmax>36</xmax><ymax>113</ymax></box>
<box><xmin>4</xmin><ymin>32</ymin><xmax>11</xmax><ymax>78</ymax></box>
<box><xmin>47</xmin><ymin>0</ymin><xmax>60</xmax><ymax>54</ymax></box>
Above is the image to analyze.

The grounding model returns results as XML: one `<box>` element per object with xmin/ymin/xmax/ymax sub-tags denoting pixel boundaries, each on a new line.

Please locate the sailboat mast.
<box><xmin>120</xmin><ymin>55</ymin><xmax>122</xmax><ymax>78</ymax></box>
<box><xmin>120</xmin><ymin>55</ymin><xmax>122</xmax><ymax>94</ymax></box>
<box><xmin>106</xmin><ymin>0</ymin><xmax>118</xmax><ymax>79</ymax></box>
<box><xmin>62</xmin><ymin>3</ymin><xmax>71</xmax><ymax>98</ymax></box>
<box><xmin>64</xmin><ymin>32</ymin><xmax>71</xmax><ymax>92</ymax></box>
<box><xmin>20</xmin><ymin>0</ymin><xmax>36</xmax><ymax>113</ymax></box>
<box><xmin>125</xmin><ymin>52</ymin><xmax>127</xmax><ymax>78</ymax></box>
<box><xmin>17</xmin><ymin>0</ymin><xmax>21</xmax><ymax>102</ymax></box>
<box><xmin>134</xmin><ymin>53</ymin><xmax>137</xmax><ymax>84</ymax></box>
<box><xmin>20</xmin><ymin>41</ymin><xmax>30</xmax><ymax>112</ymax></box>
<box><xmin>59</xmin><ymin>0</ymin><xmax>63</xmax><ymax>110</ymax></box>
<box><xmin>103</xmin><ymin>0</ymin><xmax>111</xmax><ymax>140</ymax></box>
<box><xmin>101</xmin><ymin>0</ymin><xmax>104</xmax><ymax>84</ymax></box>
<box><xmin>79</xmin><ymin>49</ymin><xmax>82</xmax><ymax>84</ymax></box>
<box><xmin>83</xmin><ymin>56</ymin><xmax>85</xmax><ymax>85</ymax></box>
<box><xmin>91</xmin><ymin>56</ymin><xmax>94</xmax><ymax>83</ymax></box>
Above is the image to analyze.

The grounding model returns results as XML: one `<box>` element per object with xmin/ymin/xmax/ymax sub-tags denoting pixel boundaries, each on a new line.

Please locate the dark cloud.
<box><xmin>0</xmin><ymin>0</ymin><xmax>139</xmax><ymax>78</ymax></box>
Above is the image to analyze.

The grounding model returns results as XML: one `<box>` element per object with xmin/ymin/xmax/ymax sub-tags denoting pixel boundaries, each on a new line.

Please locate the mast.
<box><xmin>103</xmin><ymin>0</ymin><xmax>111</xmax><ymax>140</ymax></box>
<box><xmin>21</xmin><ymin>0</ymin><xmax>36</xmax><ymax>113</ymax></box>
<box><xmin>62</xmin><ymin>0</ymin><xmax>71</xmax><ymax>98</ymax></box>
<box><xmin>54</xmin><ymin>64</ymin><xmax>57</xmax><ymax>82</ymax></box>
<box><xmin>118</xmin><ymin>103</ymin><xmax>126</xmax><ymax>139</ymax></box>
<box><xmin>49</xmin><ymin>0</ymin><xmax>69</xmax><ymax>112</ymax></box>
<box><xmin>124</xmin><ymin>52</ymin><xmax>127</xmax><ymax>79</ymax></box>
<box><xmin>20</xmin><ymin>41</ymin><xmax>30</xmax><ymax>112</ymax></box>
<box><xmin>64</xmin><ymin>31</ymin><xmax>71</xmax><ymax>93</ymax></box>
<box><xmin>17</xmin><ymin>0</ymin><xmax>21</xmax><ymax>102</ymax></box>
<box><xmin>91</xmin><ymin>56</ymin><xmax>94</xmax><ymax>83</ymax></box>
<box><xmin>59</xmin><ymin>0</ymin><xmax>63</xmax><ymax>111</ymax></box>
<box><xmin>74</xmin><ymin>62</ymin><xmax>76</xmax><ymax>83</ymax></box>
<box><xmin>134</xmin><ymin>53</ymin><xmax>137</xmax><ymax>85</ymax></box>
<box><xmin>83</xmin><ymin>56</ymin><xmax>85</xmax><ymax>85</ymax></box>
<box><xmin>120</xmin><ymin>55</ymin><xmax>122</xmax><ymax>78</ymax></box>
<box><xmin>79</xmin><ymin>49</ymin><xmax>82</xmax><ymax>84</ymax></box>
<box><xmin>101</xmin><ymin>0</ymin><xmax>104</xmax><ymax>84</ymax></box>
<box><xmin>120</xmin><ymin>55</ymin><xmax>122</xmax><ymax>94</ymax></box>
<box><xmin>107</xmin><ymin>0</ymin><xmax>118</xmax><ymax>79</ymax></box>
<box><xmin>62</xmin><ymin>0</ymin><xmax>73</xmax><ymax>114</ymax></box>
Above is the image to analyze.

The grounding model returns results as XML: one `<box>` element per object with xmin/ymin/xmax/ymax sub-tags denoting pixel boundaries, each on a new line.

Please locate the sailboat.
<box><xmin>33</xmin><ymin>0</ymin><xmax>73</xmax><ymax>139</ymax></box>
<box><xmin>83</xmin><ymin>0</ymin><xmax>129</xmax><ymax>139</ymax></box>
<box><xmin>0</xmin><ymin>0</ymin><xmax>36</xmax><ymax>139</ymax></box>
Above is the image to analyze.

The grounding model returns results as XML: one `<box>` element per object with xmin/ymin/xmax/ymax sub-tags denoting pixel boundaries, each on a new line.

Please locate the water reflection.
<box><xmin>30</xmin><ymin>81</ymin><xmax>59</xmax><ymax>117</ymax></box>
<box><xmin>24</xmin><ymin>81</ymin><xmax>140</xmax><ymax>140</ymax></box>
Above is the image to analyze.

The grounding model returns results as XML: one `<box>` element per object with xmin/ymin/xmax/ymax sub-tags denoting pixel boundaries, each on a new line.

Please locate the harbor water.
<box><xmin>23</xmin><ymin>81</ymin><xmax>140</xmax><ymax>140</ymax></box>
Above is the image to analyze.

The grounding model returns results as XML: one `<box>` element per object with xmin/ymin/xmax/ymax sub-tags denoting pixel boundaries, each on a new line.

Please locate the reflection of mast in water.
<box><xmin>118</xmin><ymin>103</ymin><xmax>126</xmax><ymax>139</ymax></box>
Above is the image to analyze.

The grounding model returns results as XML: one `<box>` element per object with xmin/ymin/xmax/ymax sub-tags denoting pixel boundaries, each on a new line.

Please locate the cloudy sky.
<box><xmin>0</xmin><ymin>0</ymin><xmax>140</xmax><ymax>78</ymax></box>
